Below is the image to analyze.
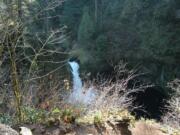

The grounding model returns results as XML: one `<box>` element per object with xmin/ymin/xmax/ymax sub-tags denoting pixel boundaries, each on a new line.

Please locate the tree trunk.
<box><xmin>4</xmin><ymin>0</ymin><xmax>24</xmax><ymax>122</ymax></box>
<box><xmin>17</xmin><ymin>0</ymin><xmax>22</xmax><ymax>21</ymax></box>
<box><xmin>7</xmin><ymin>42</ymin><xmax>22</xmax><ymax>122</ymax></box>
<box><xmin>95</xmin><ymin>0</ymin><xmax>98</xmax><ymax>24</ymax></box>
<box><xmin>44</xmin><ymin>0</ymin><xmax>49</xmax><ymax>33</ymax></box>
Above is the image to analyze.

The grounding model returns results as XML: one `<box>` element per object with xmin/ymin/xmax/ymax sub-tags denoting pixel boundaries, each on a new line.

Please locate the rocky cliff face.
<box><xmin>14</xmin><ymin>120</ymin><xmax>170</xmax><ymax>135</ymax></box>
<box><xmin>0</xmin><ymin>108</ymin><xmax>178</xmax><ymax>135</ymax></box>
<box><xmin>11</xmin><ymin>109</ymin><xmax>174</xmax><ymax>135</ymax></box>
<box><xmin>0</xmin><ymin>120</ymin><xmax>177</xmax><ymax>135</ymax></box>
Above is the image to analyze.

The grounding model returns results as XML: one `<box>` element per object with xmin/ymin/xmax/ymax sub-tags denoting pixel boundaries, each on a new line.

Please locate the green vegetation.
<box><xmin>0</xmin><ymin>0</ymin><xmax>180</xmax><ymax>134</ymax></box>
<box><xmin>21</xmin><ymin>106</ymin><xmax>47</xmax><ymax>124</ymax></box>
<box><xmin>0</xmin><ymin>114</ymin><xmax>14</xmax><ymax>125</ymax></box>
<box><xmin>76</xmin><ymin>109</ymin><xmax>135</xmax><ymax>125</ymax></box>
<box><xmin>62</xmin><ymin>0</ymin><xmax>180</xmax><ymax>92</ymax></box>
<box><xmin>78</xmin><ymin>6</ymin><xmax>95</xmax><ymax>47</ymax></box>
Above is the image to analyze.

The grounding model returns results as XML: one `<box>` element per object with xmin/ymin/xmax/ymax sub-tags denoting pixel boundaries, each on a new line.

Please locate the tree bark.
<box><xmin>17</xmin><ymin>0</ymin><xmax>22</xmax><ymax>21</ymax></box>
<box><xmin>7</xmin><ymin>40</ymin><xmax>22</xmax><ymax>122</ymax></box>
<box><xmin>95</xmin><ymin>0</ymin><xmax>98</xmax><ymax>24</ymax></box>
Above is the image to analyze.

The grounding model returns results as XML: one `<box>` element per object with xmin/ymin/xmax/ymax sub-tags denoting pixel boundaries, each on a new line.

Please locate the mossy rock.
<box><xmin>76</xmin><ymin>109</ymin><xmax>135</xmax><ymax>126</ymax></box>
<box><xmin>70</xmin><ymin>49</ymin><xmax>90</xmax><ymax>64</ymax></box>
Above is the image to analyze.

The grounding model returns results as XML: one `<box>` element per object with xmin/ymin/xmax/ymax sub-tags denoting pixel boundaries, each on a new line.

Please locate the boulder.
<box><xmin>0</xmin><ymin>124</ymin><xmax>18</xmax><ymax>135</ymax></box>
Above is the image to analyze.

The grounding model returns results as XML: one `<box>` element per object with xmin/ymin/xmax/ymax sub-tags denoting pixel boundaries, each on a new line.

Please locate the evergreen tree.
<box><xmin>77</xmin><ymin>6</ymin><xmax>95</xmax><ymax>48</ymax></box>
<box><xmin>62</xmin><ymin>0</ymin><xmax>91</xmax><ymax>37</ymax></box>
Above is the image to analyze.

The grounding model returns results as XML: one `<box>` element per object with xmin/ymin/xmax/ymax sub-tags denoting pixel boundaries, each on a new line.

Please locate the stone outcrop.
<box><xmin>2</xmin><ymin>108</ymin><xmax>176</xmax><ymax>135</ymax></box>
<box><xmin>0</xmin><ymin>124</ymin><xmax>18</xmax><ymax>135</ymax></box>
<box><xmin>130</xmin><ymin>121</ymin><xmax>167</xmax><ymax>135</ymax></box>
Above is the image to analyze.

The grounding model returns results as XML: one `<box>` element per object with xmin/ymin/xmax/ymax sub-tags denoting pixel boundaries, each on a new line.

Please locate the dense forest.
<box><xmin>0</xmin><ymin>0</ymin><xmax>180</xmax><ymax>135</ymax></box>
<box><xmin>63</xmin><ymin>0</ymin><xmax>180</xmax><ymax>89</ymax></box>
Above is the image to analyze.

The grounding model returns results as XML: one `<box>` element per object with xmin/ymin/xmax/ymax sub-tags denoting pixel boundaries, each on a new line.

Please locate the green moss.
<box><xmin>21</xmin><ymin>106</ymin><xmax>48</xmax><ymax>124</ymax></box>
<box><xmin>76</xmin><ymin>109</ymin><xmax>135</xmax><ymax>126</ymax></box>
<box><xmin>0</xmin><ymin>114</ymin><xmax>14</xmax><ymax>125</ymax></box>
<box><xmin>45</xmin><ymin>106</ymin><xmax>83</xmax><ymax>125</ymax></box>
<box><xmin>94</xmin><ymin>111</ymin><xmax>103</xmax><ymax>124</ymax></box>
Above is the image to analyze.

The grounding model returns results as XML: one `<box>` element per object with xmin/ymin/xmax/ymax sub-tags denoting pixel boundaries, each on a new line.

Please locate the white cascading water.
<box><xmin>68</xmin><ymin>61</ymin><xmax>96</xmax><ymax>105</ymax></box>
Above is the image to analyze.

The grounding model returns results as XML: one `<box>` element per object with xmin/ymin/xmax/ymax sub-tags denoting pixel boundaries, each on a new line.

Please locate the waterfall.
<box><xmin>68</xmin><ymin>61</ymin><xmax>96</xmax><ymax>105</ymax></box>
<box><xmin>69</xmin><ymin>61</ymin><xmax>83</xmax><ymax>93</ymax></box>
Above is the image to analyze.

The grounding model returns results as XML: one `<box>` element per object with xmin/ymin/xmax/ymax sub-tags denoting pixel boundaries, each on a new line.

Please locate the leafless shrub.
<box><xmin>0</xmin><ymin>0</ymin><xmax>68</xmax><ymax>121</ymax></box>
<box><xmin>88</xmin><ymin>62</ymin><xmax>149</xmax><ymax>112</ymax></box>
<box><xmin>18</xmin><ymin>29</ymin><xmax>69</xmax><ymax>110</ymax></box>
<box><xmin>21</xmin><ymin>75</ymin><xmax>69</xmax><ymax>110</ymax></box>
<box><xmin>162</xmin><ymin>79</ymin><xmax>180</xmax><ymax>129</ymax></box>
